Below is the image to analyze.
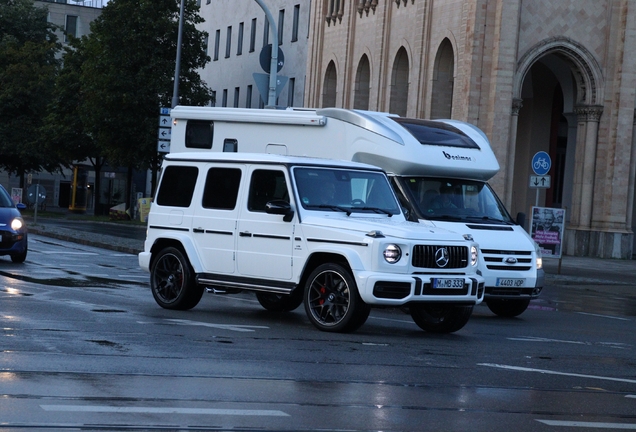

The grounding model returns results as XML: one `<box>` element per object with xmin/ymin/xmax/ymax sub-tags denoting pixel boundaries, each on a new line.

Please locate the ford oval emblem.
<box><xmin>435</xmin><ymin>247</ymin><xmax>450</xmax><ymax>268</ymax></box>
<box><xmin>505</xmin><ymin>257</ymin><xmax>518</xmax><ymax>264</ymax></box>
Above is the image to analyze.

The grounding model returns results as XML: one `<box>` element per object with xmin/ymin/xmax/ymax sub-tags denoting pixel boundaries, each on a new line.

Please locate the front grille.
<box><xmin>412</xmin><ymin>245</ymin><xmax>468</xmax><ymax>269</ymax></box>
<box><xmin>481</xmin><ymin>249</ymin><xmax>533</xmax><ymax>271</ymax></box>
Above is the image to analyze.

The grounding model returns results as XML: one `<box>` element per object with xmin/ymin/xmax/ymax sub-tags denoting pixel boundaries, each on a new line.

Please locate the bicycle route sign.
<box><xmin>532</xmin><ymin>151</ymin><xmax>551</xmax><ymax>175</ymax></box>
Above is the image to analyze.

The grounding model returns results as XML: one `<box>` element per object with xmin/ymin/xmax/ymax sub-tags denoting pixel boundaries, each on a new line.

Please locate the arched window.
<box><xmin>353</xmin><ymin>55</ymin><xmax>371</xmax><ymax>110</ymax></box>
<box><xmin>431</xmin><ymin>38</ymin><xmax>455</xmax><ymax>119</ymax></box>
<box><xmin>389</xmin><ymin>47</ymin><xmax>409</xmax><ymax>116</ymax></box>
<box><xmin>323</xmin><ymin>61</ymin><xmax>337</xmax><ymax>107</ymax></box>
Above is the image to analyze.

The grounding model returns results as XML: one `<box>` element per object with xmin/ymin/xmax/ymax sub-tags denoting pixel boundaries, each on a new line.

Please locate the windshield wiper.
<box><xmin>465</xmin><ymin>215</ymin><xmax>511</xmax><ymax>224</ymax></box>
<box><xmin>357</xmin><ymin>206</ymin><xmax>393</xmax><ymax>216</ymax></box>
<box><xmin>307</xmin><ymin>204</ymin><xmax>352</xmax><ymax>215</ymax></box>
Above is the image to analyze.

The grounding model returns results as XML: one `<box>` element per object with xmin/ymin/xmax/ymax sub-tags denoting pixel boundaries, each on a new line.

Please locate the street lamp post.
<box><xmin>171</xmin><ymin>0</ymin><xmax>186</xmax><ymax>109</ymax></box>
<box><xmin>253</xmin><ymin>0</ymin><xmax>278</xmax><ymax>108</ymax></box>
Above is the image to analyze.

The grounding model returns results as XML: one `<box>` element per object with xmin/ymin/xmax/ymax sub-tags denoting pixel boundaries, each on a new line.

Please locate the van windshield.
<box><xmin>402</xmin><ymin>177</ymin><xmax>514</xmax><ymax>224</ymax></box>
<box><xmin>294</xmin><ymin>167</ymin><xmax>401</xmax><ymax>216</ymax></box>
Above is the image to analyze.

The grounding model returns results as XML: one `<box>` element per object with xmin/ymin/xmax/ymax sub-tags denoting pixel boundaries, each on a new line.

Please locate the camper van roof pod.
<box><xmin>317</xmin><ymin>108</ymin><xmax>405</xmax><ymax>146</ymax></box>
<box><xmin>171</xmin><ymin>106</ymin><xmax>327</xmax><ymax>126</ymax></box>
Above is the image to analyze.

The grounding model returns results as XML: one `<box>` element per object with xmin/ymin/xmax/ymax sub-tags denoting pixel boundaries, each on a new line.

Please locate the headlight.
<box><xmin>535</xmin><ymin>242</ymin><xmax>543</xmax><ymax>269</ymax></box>
<box><xmin>11</xmin><ymin>218</ymin><xmax>23</xmax><ymax>231</ymax></box>
<box><xmin>383</xmin><ymin>244</ymin><xmax>402</xmax><ymax>263</ymax></box>
<box><xmin>471</xmin><ymin>245</ymin><xmax>478</xmax><ymax>266</ymax></box>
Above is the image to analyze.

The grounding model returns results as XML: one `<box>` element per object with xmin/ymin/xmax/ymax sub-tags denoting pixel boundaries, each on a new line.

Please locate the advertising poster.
<box><xmin>531</xmin><ymin>206</ymin><xmax>565</xmax><ymax>258</ymax></box>
<box><xmin>11</xmin><ymin>188</ymin><xmax>22</xmax><ymax>205</ymax></box>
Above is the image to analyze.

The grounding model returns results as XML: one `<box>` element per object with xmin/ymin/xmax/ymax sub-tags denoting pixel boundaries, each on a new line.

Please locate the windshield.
<box><xmin>294</xmin><ymin>167</ymin><xmax>401</xmax><ymax>216</ymax></box>
<box><xmin>0</xmin><ymin>186</ymin><xmax>15</xmax><ymax>208</ymax></box>
<box><xmin>402</xmin><ymin>177</ymin><xmax>514</xmax><ymax>224</ymax></box>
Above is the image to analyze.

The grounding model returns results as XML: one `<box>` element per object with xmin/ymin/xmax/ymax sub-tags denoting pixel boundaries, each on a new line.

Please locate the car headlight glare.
<box><xmin>471</xmin><ymin>245</ymin><xmax>478</xmax><ymax>266</ymax></box>
<box><xmin>11</xmin><ymin>218</ymin><xmax>23</xmax><ymax>231</ymax></box>
<box><xmin>383</xmin><ymin>244</ymin><xmax>402</xmax><ymax>263</ymax></box>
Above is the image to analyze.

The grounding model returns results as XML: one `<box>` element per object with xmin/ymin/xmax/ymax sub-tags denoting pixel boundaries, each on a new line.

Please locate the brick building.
<box><xmin>305</xmin><ymin>0</ymin><xmax>636</xmax><ymax>258</ymax></box>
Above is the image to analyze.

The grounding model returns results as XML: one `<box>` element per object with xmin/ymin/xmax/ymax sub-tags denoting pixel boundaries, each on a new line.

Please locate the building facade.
<box><xmin>305</xmin><ymin>0</ymin><xmax>636</xmax><ymax>258</ymax></box>
<box><xmin>196</xmin><ymin>0</ymin><xmax>310</xmax><ymax>108</ymax></box>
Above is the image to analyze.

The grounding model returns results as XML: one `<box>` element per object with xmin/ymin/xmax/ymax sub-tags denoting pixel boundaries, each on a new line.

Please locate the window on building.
<box><xmin>263</xmin><ymin>16</ymin><xmax>269</xmax><ymax>47</ymax></box>
<box><xmin>234</xmin><ymin>87</ymin><xmax>240</xmax><ymax>108</ymax></box>
<box><xmin>292</xmin><ymin>4</ymin><xmax>300</xmax><ymax>42</ymax></box>
<box><xmin>250</xmin><ymin>18</ymin><xmax>257</xmax><ymax>52</ymax></box>
<box><xmin>211</xmin><ymin>91</ymin><xmax>216</xmax><ymax>107</ymax></box>
<box><xmin>196</xmin><ymin>0</ymin><xmax>201</xmax><ymax>6</ymax></box>
<box><xmin>287</xmin><ymin>77</ymin><xmax>295</xmax><ymax>107</ymax></box>
<box><xmin>65</xmin><ymin>15</ymin><xmax>78</xmax><ymax>42</ymax></box>
<box><xmin>203</xmin><ymin>34</ymin><xmax>209</xmax><ymax>55</ymax></box>
<box><xmin>225</xmin><ymin>26</ymin><xmax>232</xmax><ymax>58</ymax></box>
<box><xmin>206</xmin><ymin>0</ymin><xmax>211</xmax><ymax>4</ymax></box>
<box><xmin>278</xmin><ymin>9</ymin><xmax>285</xmax><ymax>45</ymax></box>
<box><xmin>246</xmin><ymin>85</ymin><xmax>253</xmax><ymax>108</ymax></box>
<box><xmin>222</xmin><ymin>89</ymin><xmax>228</xmax><ymax>107</ymax></box>
<box><xmin>214</xmin><ymin>29</ymin><xmax>220</xmax><ymax>61</ymax></box>
<box><xmin>237</xmin><ymin>22</ymin><xmax>244</xmax><ymax>55</ymax></box>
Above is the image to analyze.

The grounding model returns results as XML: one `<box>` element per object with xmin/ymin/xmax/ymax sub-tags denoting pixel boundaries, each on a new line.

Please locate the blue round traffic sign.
<box><xmin>532</xmin><ymin>151</ymin><xmax>551</xmax><ymax>175</ymax></box>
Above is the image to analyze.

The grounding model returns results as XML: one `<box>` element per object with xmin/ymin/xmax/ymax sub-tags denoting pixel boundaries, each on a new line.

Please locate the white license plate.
<box><xmin>433</xmin><ymin>278</ymin><xmax>465</xmax><ymax>289</ymax></box>
<box><xmin>496</xmin><ymin>278</ymin><xmax>525</xmax><ymax>287</ymax></box>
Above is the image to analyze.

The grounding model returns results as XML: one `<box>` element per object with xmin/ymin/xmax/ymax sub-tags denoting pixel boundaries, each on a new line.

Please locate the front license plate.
<box><xmin>495</xmin><ymin>278</ymin><xmax>525</xmax><ymax>287</ymax></box>
<box><xmin>433</xmin><ymin>278</ymin><xmax>464</xmax><ymax>289</ymax></box>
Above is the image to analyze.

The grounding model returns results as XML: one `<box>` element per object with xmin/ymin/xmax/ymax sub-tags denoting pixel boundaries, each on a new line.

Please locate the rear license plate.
<box><xmin>432</xmin><ymin>278</ymin><xmax>464</xmax><ymax>289</ymax></box>
<box><xmin>495</xmin><ymin>278</ymin><xmax>525</xmax><ymax>287</ymax></box>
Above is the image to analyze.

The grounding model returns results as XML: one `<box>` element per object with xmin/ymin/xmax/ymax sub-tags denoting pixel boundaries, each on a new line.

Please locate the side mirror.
<box><xmin>516</xmin><ymin>212</ymin><xmax>526</xmax><ymax>230</ymax></box>
<box><xmin>16</xmin><ymin>203</ymin><xmax>26</xmax><ymax>210</ymax></box>
<box><xmin>265</xmin><ymin>200</ymin><xmax>295</xmax><ymax>222</ymax></box>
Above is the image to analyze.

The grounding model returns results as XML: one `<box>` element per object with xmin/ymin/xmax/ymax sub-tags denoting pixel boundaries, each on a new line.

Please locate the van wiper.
<box><xmin>465</xmin><ymin>215</ymin><xmax>511</xmax><ymax>224</ymax></box>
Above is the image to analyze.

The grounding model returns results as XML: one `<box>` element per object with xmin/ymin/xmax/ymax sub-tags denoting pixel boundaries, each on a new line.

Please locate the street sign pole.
<box><xmin>254</xmin><ymin>0</ymin><xmax>278</xmax><ymax>108</ymax></box>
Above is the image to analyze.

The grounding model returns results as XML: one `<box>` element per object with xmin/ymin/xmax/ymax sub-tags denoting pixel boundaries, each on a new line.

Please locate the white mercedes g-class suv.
<box><xmin>139</xmin><ymin>153</ymin><xmax>485</xmax><ymax>333</ymax></box>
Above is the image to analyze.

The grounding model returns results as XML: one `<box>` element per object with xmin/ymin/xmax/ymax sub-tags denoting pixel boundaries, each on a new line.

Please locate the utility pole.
<box><xmin>171</xmin><ymin>0</ymin><xmax>186</xmax><ymax>108</ymax></box>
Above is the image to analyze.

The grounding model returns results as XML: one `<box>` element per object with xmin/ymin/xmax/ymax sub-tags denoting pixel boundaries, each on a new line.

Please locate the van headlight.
<box><xmin>11</xmin><ymin>218</ymin><xmax>23</xmax><ymax>231</ymax></box>
<box><xmin>383</xmin><ymin>244</ymin><xmax>402</xmax><ymax>263</ymax></box>
<box><xmin>471</xmin><ymin>245</ymin><xmax>478</xmax><ymax>266</ymax></box>
<box><xmin>535</xmin><ymin>242</ymin><xmax>543</xmax><ymax>269</ymax></box>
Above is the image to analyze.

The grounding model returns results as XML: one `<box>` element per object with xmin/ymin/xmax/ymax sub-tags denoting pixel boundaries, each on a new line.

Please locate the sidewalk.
<box><xmin>23</xmin><ymin>214</ymin><xmax>636</xmax><ymax>292</ymax></box>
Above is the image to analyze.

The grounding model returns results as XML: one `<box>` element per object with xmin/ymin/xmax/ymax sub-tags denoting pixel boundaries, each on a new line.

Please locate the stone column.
<box><xmin>627</xmin><ymin>110</ymin><xmax>636</xmax><ymax>228</ymax></box>
<box><xmin>575</xmin><ymin>105</ymin><xmax>603</xmax><ymax>228</ymax></box>
<box><xmin>504</xmin><ymin>98</ymin><xmax>523</xmax><ymax>209</ymax></box>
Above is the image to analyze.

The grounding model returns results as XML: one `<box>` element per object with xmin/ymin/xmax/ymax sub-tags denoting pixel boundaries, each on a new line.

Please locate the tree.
<box><xmin>0</xmin><ymin>0</ymin><xmax>61</xmax><ymax>184</ymax></box>
<box><xmin>79</xmin><ymin>0</ymin><xmax>213</xmax><ymax>209</ymax></box>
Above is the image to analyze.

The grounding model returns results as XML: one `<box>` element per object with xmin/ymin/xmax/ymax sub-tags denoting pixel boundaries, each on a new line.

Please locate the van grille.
<box><xmin>412</xmin><ymin>245</ymin><xmax>468</xmax><ymax>269</ymax></box>
<box><xmin>481</xmin><ymin>249</ymin><xmax>533</xmax><ymax>271</ymax></box>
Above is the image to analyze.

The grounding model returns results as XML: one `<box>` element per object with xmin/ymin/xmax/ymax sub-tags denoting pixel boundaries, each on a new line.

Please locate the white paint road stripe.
<box><xmin>536</xmin><ymin>420</ymin><xmax>636</xmax><ymax>429</ymax></box>
<box><xmin>577</xmin><ymin>312</ymin><xmax>631</xmax><ymax>321</ymax></box>
<box><xmin>40</xmin><ymin>405</ymin><xmax>289</xmax><ymax>416</ymax></box>
<box><xmin>478</xmin><ymin>363</ymin><xmax>636</xmax><ymax>384</ymax></box>
<box><xmin>166</xmin><ymin>318</ymin><xmax>269</xmax><ymax>332</ymax></box>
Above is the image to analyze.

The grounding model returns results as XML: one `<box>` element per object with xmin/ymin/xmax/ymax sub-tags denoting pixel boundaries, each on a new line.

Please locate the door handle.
<box><xmin>239</xmin><ymin>231</ymin><xmax>252</xmax><ymax>237</ymax></box>
<box><xmin>193</xmin><ymin>228</ymin><xmax>204</xmax><ymax>233</ymax></box>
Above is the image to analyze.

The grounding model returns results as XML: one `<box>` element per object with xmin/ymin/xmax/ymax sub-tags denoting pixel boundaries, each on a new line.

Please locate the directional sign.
<box><xmin>159</xmin><ymin>115</ymin><xmax>171</xmax><ymax>127</ymax></box>
<box><xmin>157</xmin><ymin>140</ymin><xmax>170</xmax><ymax>153</ymax></box>
<box><xmin>529</xmin><ymin>175</ymin><xmax>551</xmax><ymax>188</ymax></box>
<box><xmin>158</xmin><ymin>127</ymin><xmax>171</xmax><ymax>140</ymax></box>
<box><xmin>532</xmin><ymin>151</ymin><xmax>551</xmax><ymax>175</ymax></box>
<box><xmin>160</xmin><ymin>107</ymin><xmax>171</xmax><ymax>115</ymax></box>
<box><xmin>259</xmin><ymin>44</ymin><xmax>285</xmax><ymax>73</ymax></box>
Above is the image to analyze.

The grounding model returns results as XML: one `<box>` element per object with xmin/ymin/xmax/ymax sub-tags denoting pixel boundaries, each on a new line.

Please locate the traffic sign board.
<box><xmin>529</xmin><ymin>175</ymin><xmax>551</xmax><ymax>188</ymax></box>
<box><xmin>532</xmin><ymin>151</ymin><xmax>551</xmax><ymax>175</ymax></box>
<box><xmin>158</xmin><ymin>127</ymin><xmax>171</xmax><ymax>140</ymax></box>
<box><xmin>159</xmin><ymin>115</ymin><xmax>171</xmax><ymax>127</ymax></box>
<box><xmin>160</xmin><ymin>107</ymin><xmax>171</xmax><ymax>115</ymax></box>
<box><xmin>158</xmin><ymin>140</ymin><xmax>170</xmax><ymax>153</ymax></box>
<box><xmin>259</xmin><ymin>44</ymin><xmax>285</xmax><ymax>73</ymax></box>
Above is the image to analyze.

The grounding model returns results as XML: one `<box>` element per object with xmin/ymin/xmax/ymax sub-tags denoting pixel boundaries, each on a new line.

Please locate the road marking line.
<box><xmin>478</xmin><ymin>363</ymin><xmax>636</xmax><ymax>384</ymax></box>
<box><xmin>40</xmin><ymin>405</ymin><xmax>289</xmax><ymax>416</ymax></box>
<box><xmin>166</xmin><ymin>318</ymin><xmax>269</xmax><ymax>332</ymax></box>
<box><xmin>507</xmin><ymin>337</ymin><xmax>628</xmax><ymax>349</ymax></box>
<box><xmin>577</xmin><ymin>312</ymin><xmax>631</xmax><ymax>321</ymax></box>
<box><xmin>627</xmin><ymin>395</ymin><xmax>636</xmax><ymax>399</ymax></box>
<box><xmin>39</xmin><ymin>251</ymin><xmax>99</xmax><ymax>255</ymax></box>
<box><xmin>536</xmin><ymin>420</ymin><xmax>636</xmax><ymax>429</ymax></box>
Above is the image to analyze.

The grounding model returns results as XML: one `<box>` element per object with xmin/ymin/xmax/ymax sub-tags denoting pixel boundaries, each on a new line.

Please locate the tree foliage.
<box><xmin>79</xmin><ymin>0</ymin><xmax>213</xmax><ymax>171</ymax></box>
<box><xmin>0</xmin><ymin>0</ymin><xmax>61</xmax><ymax>180</ymax></box>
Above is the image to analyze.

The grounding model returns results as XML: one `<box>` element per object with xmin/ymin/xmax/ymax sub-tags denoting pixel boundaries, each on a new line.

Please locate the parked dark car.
<box><xmin>0</xmin><ymin>185</ymin><xmax>27</xmax><ymax>263</ymax></box>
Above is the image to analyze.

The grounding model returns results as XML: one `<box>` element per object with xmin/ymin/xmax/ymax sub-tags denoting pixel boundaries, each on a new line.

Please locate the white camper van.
<box><xmin>168</xmin><ymin>106</ymin><xmax>544</xmax><ymax>317</ymax></box>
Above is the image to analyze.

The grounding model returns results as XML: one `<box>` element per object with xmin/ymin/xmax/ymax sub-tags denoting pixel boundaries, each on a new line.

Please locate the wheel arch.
<box><xmin>298</xmin><ymin>252</ymin><xmax>353</xmax><ymax>291</ymax></box>
<box><xmin>149</xmin><ymin>236</ymin><xmax>203</xmax><ymax>273</ymax></box>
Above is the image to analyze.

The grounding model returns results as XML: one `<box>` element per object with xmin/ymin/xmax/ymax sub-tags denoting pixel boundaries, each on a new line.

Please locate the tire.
<box><xmin>410</xmin><ymin>304</ymin><xmax>473</xmax><ymax>333</ymax></box>
<box><xmin>486</xmin><ymin>298</ymin><xmax>531</xmax><ymax>317</ymax></box>
<box><xmin>256</xmin><ymin>290</ymin><xmax>304</xmax><ymax>312</ymax></box>
<box><xmin>304</xmin><ymin>263</ymin><xmax>370</xmax><ymax>333</ymax></box>
<box><xmin>11</xmin><ymin>245</ymin><xmax>27</xmax><ymax>264</ymax></box>
<box><xmin>150</xmin><ymin>247</ymin><xmax>203</xmax><ymax>310</ymax></box>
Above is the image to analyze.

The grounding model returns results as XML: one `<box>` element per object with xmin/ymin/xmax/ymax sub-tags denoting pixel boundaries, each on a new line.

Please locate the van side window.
<box><xmin>202</xmin><ymin>168</ymin><xmax>242</xmax><ymax>209</ymax></box>
<box><xmin>223</xmin><ymin>139</ymin><xmax>238</xmax><ymax>152</ymax></box>
<box><xmin>248</xmin><ymin>169</ymin><xmax>289</xmax><ymax>212</ymax></box>
<box><xmin>156</xmin><ymin>166</ymin><xmax>198</xmax><ymax>207</ymax></box>
<box><xmin>185</xmin><ymin>120</ymin><xmax>214</xmax><ymax>149</ymax></box>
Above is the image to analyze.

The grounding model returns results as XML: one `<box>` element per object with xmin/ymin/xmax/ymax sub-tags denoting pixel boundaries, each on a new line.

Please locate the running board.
<box><xmin>197</xmin><ymin>277</ymin><xmax>296</xmax><ymax>295</ymax></box>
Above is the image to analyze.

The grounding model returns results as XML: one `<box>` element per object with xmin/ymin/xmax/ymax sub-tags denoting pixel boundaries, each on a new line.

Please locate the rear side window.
<box><xmin>185</xmin><ymin>120</ymin><xmax>213</xmax><ymax>149</ymax></box>
<box><xmin>202</xmin><ymin>168</ymin><xmax>242</xmax><ymax>209</ymax></box>
<box><xmin>156</xmin><ymin>166</ymin><xmax>199</xmax><ymax>207</ymax></box>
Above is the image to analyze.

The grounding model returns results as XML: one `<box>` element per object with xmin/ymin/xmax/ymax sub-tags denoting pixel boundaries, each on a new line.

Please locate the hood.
<box><xmin>425</xmin><ymin>219</ymin><xmax>534</xmax><ymax>250</ymax></box>
<box><xmin>301</xmin><ymin>214</ymin><xmax>468</xmax><ymax>242</ymax></box>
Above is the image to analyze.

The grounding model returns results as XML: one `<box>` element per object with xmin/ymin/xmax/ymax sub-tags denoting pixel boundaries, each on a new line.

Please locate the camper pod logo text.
<box><xmin>443</xmin><ymin>151</ymin><xmax>473</xmax><ymax>162</ymax></box>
